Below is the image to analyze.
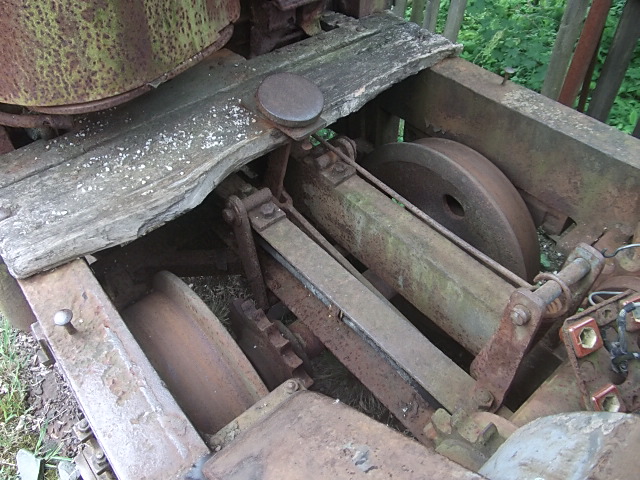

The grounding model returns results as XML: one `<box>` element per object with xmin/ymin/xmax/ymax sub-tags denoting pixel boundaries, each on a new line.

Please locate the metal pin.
<box><xmin>54</xmin><ymin>309</ymin><xmax>76</xmax><ymax>334</ymax></box>
<box><xmin>502</xmin><ymin>67</ymin><xmax>516</xmax><ymax>85</ymax></box>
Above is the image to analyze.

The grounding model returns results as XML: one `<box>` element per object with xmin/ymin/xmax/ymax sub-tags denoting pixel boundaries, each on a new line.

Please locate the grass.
<box><xmin>0</xmin><ymin>316</ymin><xmax>66</xmax><ymax>480</ymax></box>
<box><xmin>0</xmin><ymin>315</ymin><xmax>35</xmax><ymax>479</ymax></box>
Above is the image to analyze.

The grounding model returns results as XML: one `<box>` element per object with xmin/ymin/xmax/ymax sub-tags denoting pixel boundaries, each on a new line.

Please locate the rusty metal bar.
<box><xmin>287</xmin><ymin>152</ymin><xmax>514</xmax><ymax>355</ymax></box>
<box><xmin>262</xmin><ymin>254</ymin><xmax>435</xmax><ymax>443</ymax></box>
<box><xmin>252</xmin><ymin>209</ymin><xmax>476</xmax><ymax>412</ymax></box>
<box><xmin>18</xmin><ymin>260</ymin><xmax>209</xmax><ymax>480</ymax></box>
<box><xmin>312</xmin><ymin>134</ymin><xmax>530</xmax><ymax>289</ymax></box>
<box><xmin>558</xmin><ymin>0</ymin><xmax>612</xmax><ymax>106</ymax></box>
<box><xmin>0</xmin><ymin>110</ymin><xmax>73</xmax><ymax>130</ymax></box>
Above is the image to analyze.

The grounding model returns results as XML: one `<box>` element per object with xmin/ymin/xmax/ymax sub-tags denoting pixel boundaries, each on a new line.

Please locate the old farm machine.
<box><xmin>1</xmin><ymin>1</ymin><xmax>639</xmax><ymax>479</ymax></box>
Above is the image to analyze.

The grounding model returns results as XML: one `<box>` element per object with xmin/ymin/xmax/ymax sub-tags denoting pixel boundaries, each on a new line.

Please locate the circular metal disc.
<box><xmin>122</xmin><ymin>271</ymin><xmax>268</xmax><ymax>434</ymax></box>
<box><xmin>256</xmin><ymin>73</ymin><xmax>324</xmax><ymax>127</ymax></box>
<box><xmin>362</xmin><ymin>138</ymin><xmax>539</xmax><ymax>281</ymax></box>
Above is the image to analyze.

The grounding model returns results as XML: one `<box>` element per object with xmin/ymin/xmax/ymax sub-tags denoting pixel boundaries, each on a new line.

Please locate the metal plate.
<box><xmin>362</xmin><ymin>138</ymin><xmax>539</xmax><ymax>280</ymax></box>
<box><xmin>122</xmin><ymin>271</ymin><xmax>268</xmax><ymax>434</ymax></box>
<box><xmin>18</xmin><ymin>260</ymin><xmax>209</xmax><ymax>480</ymax></box>
<box><xmin>256</xmin><ymin>73</ymin><xmax>324</xmax><ymax>127</ymax></box>
<box><xmin>203</xmin><ymin>391</ymin><xmax>482</xmax><ymax>479</ymax></box>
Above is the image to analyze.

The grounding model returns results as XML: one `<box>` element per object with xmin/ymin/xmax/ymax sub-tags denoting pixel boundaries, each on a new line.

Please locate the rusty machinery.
<box><xmin>1</xmin><ymin>1</ymin><xmax>640</xmax><ymax>479</ymax></box>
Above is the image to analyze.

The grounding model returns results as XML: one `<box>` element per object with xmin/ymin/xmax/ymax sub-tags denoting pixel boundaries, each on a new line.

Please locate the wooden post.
<box><xmin>423</xmin><ymin>0</ymin><xmax>441</xmax><ymax>32</ymax></box>
<box><xmin>558</xmin><ymin>0</ymin><xmax>612</xmax><ymax>107</ymax></box>
<box><xmin>587</xmin><ymin>0</ymin><xmax>640</xmax><ymax>122</ymax></box>
<box><xmin>443</xmin><ymin>0</ymin><xmax>468</xmax><ymax>42</ymax></box>
<box><xmin>393</xmin><ymin>0</ymin><xmax>408</xmax><ymax>18</ymax></box>
<box><xmin>410</xmin><ymin>0</ymin><xmax>426</xmax><ymax>25</ymax></box>
<box><xmin>542</xmin><ymin>0</ymin><xmax>590</xmax><ymax>100</ymax></box>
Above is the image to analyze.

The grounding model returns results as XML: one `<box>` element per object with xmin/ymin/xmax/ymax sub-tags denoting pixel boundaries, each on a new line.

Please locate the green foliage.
<box><xmin>411</xmin><ymin>0</ymin><xmax>639</xmax><ymax>133</ymax></box>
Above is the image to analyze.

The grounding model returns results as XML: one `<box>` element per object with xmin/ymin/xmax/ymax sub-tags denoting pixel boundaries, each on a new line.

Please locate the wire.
<box><xmin>602</xmin><ymin>243</ymin><xmax>640</xmax><ymax>258</ymax></box>
<box><xmin>588</xmin><ymin>290</ymin><xmax>623</xmax><ymax>306</ymax></box>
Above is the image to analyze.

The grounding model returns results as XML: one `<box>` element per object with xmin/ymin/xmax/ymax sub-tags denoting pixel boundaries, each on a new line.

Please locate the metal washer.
<box><xmin>256</xmin><ymin>73</ymin><xmax>324</xmax><ymax>128</ymax></box>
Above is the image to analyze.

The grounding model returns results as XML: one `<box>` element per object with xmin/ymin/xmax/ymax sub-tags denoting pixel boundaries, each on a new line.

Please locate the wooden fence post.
<box><xmin>410</xmin><ymin>0</ymin><xmax>427</xmax><ymax>25</ymax></box>
<box><xmin>443</xmin><ymin>0</ymin><xmax>468</xmax><ymax>42</ymax></box>
<box><xmin>542</xmin><ymin>0</ymin><xmax>590</xmax><ymax>100</ymax></box>
<box><xmin>423</xmin><ymin>0</ymin><xmax>441</xmax><ymax>32</ymax></box>
<box><xmin>587</xmin><ymin>0</ymin><xmax>640</xmax><ymax>122</ymax></box>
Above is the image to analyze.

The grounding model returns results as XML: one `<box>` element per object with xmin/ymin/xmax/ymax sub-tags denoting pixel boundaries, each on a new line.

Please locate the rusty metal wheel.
<box><xmin>362</xmin><ymin>138</ymin><xmax>539</xmax><ymax>281</ymax></box>
<box><xmin>122</xmin><ymin>271</ymin><xmax>268</xmax><ymax>434</ymax></box>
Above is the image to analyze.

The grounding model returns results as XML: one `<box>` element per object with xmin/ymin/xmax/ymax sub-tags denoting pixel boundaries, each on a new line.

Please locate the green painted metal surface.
<box><xmin>0</xmin><ymin>0</ymin><xmax>239</xmax><ymax>108</ymax></box>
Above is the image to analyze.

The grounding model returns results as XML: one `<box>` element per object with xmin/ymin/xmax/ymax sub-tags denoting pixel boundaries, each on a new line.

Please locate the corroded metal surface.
<box><xmin>18</xmin><ymin>260</ymin><xmax>209</xmax><ymax>480</ymax></box>
<box><xmin>286</xmin><ymin>151</ymin><xmax>513</xmax><ymax>355</ymax></box>
<box><xmin>254</xmin><ymin>211</ymin><xmax>476</xmax><ymax>411</ymax></box>
<box><xmin>122</xmin><ymin>271</ymin><xmax>268</xmax><ymax>434</ymax></box>
<box><xmin>256</xmin><ymin>73</ymin><xmax>324</xmax><ymax>127</ymax></box>
<box><xmin>362</xmin><ymin>138</ymin><xmax>539</xmax><ymax>281</ymax></box>
<box><xmin>379</xmin><ymin>58</ymin><xmax>640</xmax><ymax>248</ymax></box>
<box><xmin>0</xmin><ymin>0</ymin><xmax>239</xmax><ymax>109</ymax></box>
<box><xmin>203</xmin><ymin>391</ymin><xmax>482</xmax><ymax>479</ymax></box>
<box><xmin>262</xmin><ymin>254</ymin><xmax>435</xmax><ymax>443</ymax></box>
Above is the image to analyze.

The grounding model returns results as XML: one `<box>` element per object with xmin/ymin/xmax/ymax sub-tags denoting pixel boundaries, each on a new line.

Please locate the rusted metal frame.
<box><xmin>312</xmin><ymin>134</ymin><xmax>530</xmax><ymax>289</ymax></box>
<box><xmin>378</xmin><ymin>58</ymin><xmax>640</xmax><ymax>246</ymax></box>
<box><xmin>263</xmin><ymin>142</ymin><xmax>293</xmax><ymax>202</ymax></box>
<box><xmin>262</xmin><ymin>253</ymin><xmax>435</xmax><ymax>443</ymax></box>
<box><xmin>0</xmin><ymin>257</ymin><xmax>36</xmax><ymax>331</ymax></box>
<box><xmin>0</xmin><ymin>110</ymin><xmax>74</xmax><ymax>129</ymax></box>
<box><xmin>287</xmin><ymin>146</ymin><xmax>514</xmax><ymax>355</ymax></box>
<box><xmin>223</xmin><ymin>191</ymin><xmax>277</xmax><ymax>310</ymax></box>
<box><xmin>471</xmin><ymin>244</ymin><xmax>604</xmax><ymax>410</ymax></box>
<box><xmin>0</xmin><ymin>125</ymin><xmax>13</xmax><ymax>154</ymax></box>
<box><xmin>576</xmin><ymin>30</ymin><xmax>602</xmax><ymax>113</ymax></box>
<box><xmin>18</xmin><ymin>260</ymin><xmax>209</xmax><ymax>480</ymax></box>
<box><xmin>558</xmin><ymin>0</ymin><xmax>612</xmax><ymax>106</ymax></box>
<box><xmin>249</xmin><ymin>200</ymin><xmax>476</xmax><ymax>413</ymax></box>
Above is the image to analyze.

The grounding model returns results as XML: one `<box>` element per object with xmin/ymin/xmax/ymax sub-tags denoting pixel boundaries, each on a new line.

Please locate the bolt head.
<box><xmin>260</xmin><ymin>203</ymin><xmax>276</xmax><ymax>218</ymax></box>
<box><xmin>333</xmin><ymin>162</ymin><xmax>347</xmax><ymax>174</ymax></box>
<box><xmin>54</xmin><ymin>309</ymin><xmax>73</xmax><ymax>326</ymax></box>
<box><xmin>284</xmin><ymin>379</ymin><xmax>300</xmax><ymax>393</ymax></box>
<box><xmin>510</xmin><ymin>305</ymin><xmax>530</xmax><ymax>326</ymax></box>
<box><xmin>473</xmin><ymin>388</ymin><xmax>494</xmax><ymax>410</ymax></box>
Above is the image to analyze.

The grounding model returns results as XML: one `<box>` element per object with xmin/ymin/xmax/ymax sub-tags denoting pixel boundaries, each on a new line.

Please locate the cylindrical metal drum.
<box><xmin>0</xmin><ymin>0</ymin><xmax>240</xmax><ymax>113</ymax></box>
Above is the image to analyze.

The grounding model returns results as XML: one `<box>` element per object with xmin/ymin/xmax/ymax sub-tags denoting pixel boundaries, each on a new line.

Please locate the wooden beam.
<box><xmin>0</xmin><ymin>13</ymin><xmax>459</xmax><ymax>278</ymax></box>
<box><xmin>542</xmin><ymin>0</ymin><xmax>590</xmax><ymax>100</ymax></box>
<box><xmin>587</xmin><ymin>0</ymin><xmax>640</xmax><ymax>122</ymax></box>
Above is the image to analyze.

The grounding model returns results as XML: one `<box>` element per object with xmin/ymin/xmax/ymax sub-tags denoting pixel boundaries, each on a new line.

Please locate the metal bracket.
<box><xmin>471</xmin><ymin>243</ymin><xmax>605</xmax><ymax>411</ymax></box>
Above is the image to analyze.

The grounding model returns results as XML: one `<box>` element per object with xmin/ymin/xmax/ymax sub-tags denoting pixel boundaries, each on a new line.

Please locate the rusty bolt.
<box><xmin>94</xmin><ymin>449</ymin><xmax>107</xmax><ymax>466</ymax></box>
<box><xmin>510</xmin><ymin>305</ymin><xmax>530</xmax><ymax>326</ymax></box>
<box><xmin>260</xmin><ymin>203</ymin><xmax>276</xmax><ymax>218</ymax></box>
<box><xmin>0</xmin><ymin>206</ymin><xmax>11</xmax><ymax>222</ymax></box>
<box><xmin>222</xmin><ymin>208</ymin><xmax>237</xmax><ymax>225</ymax></box>
<box><xmin>284</xmin><ymin>379</ymin><xmax>300</xmax><ymax>394</ymax></box>
<box><xmin>473</xmin><ymin>388</ymin><xmax>494</xmax><ymax>410</ymax></box>
<box><xmin>501</xmin><ymin>67</ymin><xmax>516</xmax><ymax>85</ymax></box>
<box><xmin>54</xmin><ymin>309</ymin><xmax>76</xmax><ymax>334</ymax></box>
<box><xmin>333</xmin><ymin>162</ymin><xmax>347</xmax><ymax>174</ymax></box>
<box><xmin>77</xmin><ymin>419</ymin><xmax>90</xmax><ymax>433</ymax></box>
<box><xmin>315</xmin><ymin>153</ymin><xmax>333</xmax><ymax>170</ymax></box>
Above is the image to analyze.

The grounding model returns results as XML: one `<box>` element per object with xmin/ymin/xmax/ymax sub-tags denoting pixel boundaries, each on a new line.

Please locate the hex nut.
<box><xmin>260</xmin><ymin>203</ymin><xmax>276</xmax><ymax>218</ymax></box>
<box><xmin>284</xmin><ymin>379</ymin><xmax>300</xmax><ymax>394</ymax></box>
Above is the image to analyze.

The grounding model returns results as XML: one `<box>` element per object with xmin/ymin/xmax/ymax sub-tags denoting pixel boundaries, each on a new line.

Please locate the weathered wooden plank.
<box><xmin>443</xmin><ymin>0</ymin><xmax>468</xmax><ymax>42</ymax></box>
<box><xmin>0</xmin><ymin>12</ymin><xmax>459</xmax><ymax>278</ymax></box>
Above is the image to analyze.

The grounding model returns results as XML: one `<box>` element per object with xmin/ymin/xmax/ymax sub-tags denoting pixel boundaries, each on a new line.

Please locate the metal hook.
<box><xmin>601</xmin><ymin>243</ymin><xmax>640</xmax><ymax>258</ymax></box>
